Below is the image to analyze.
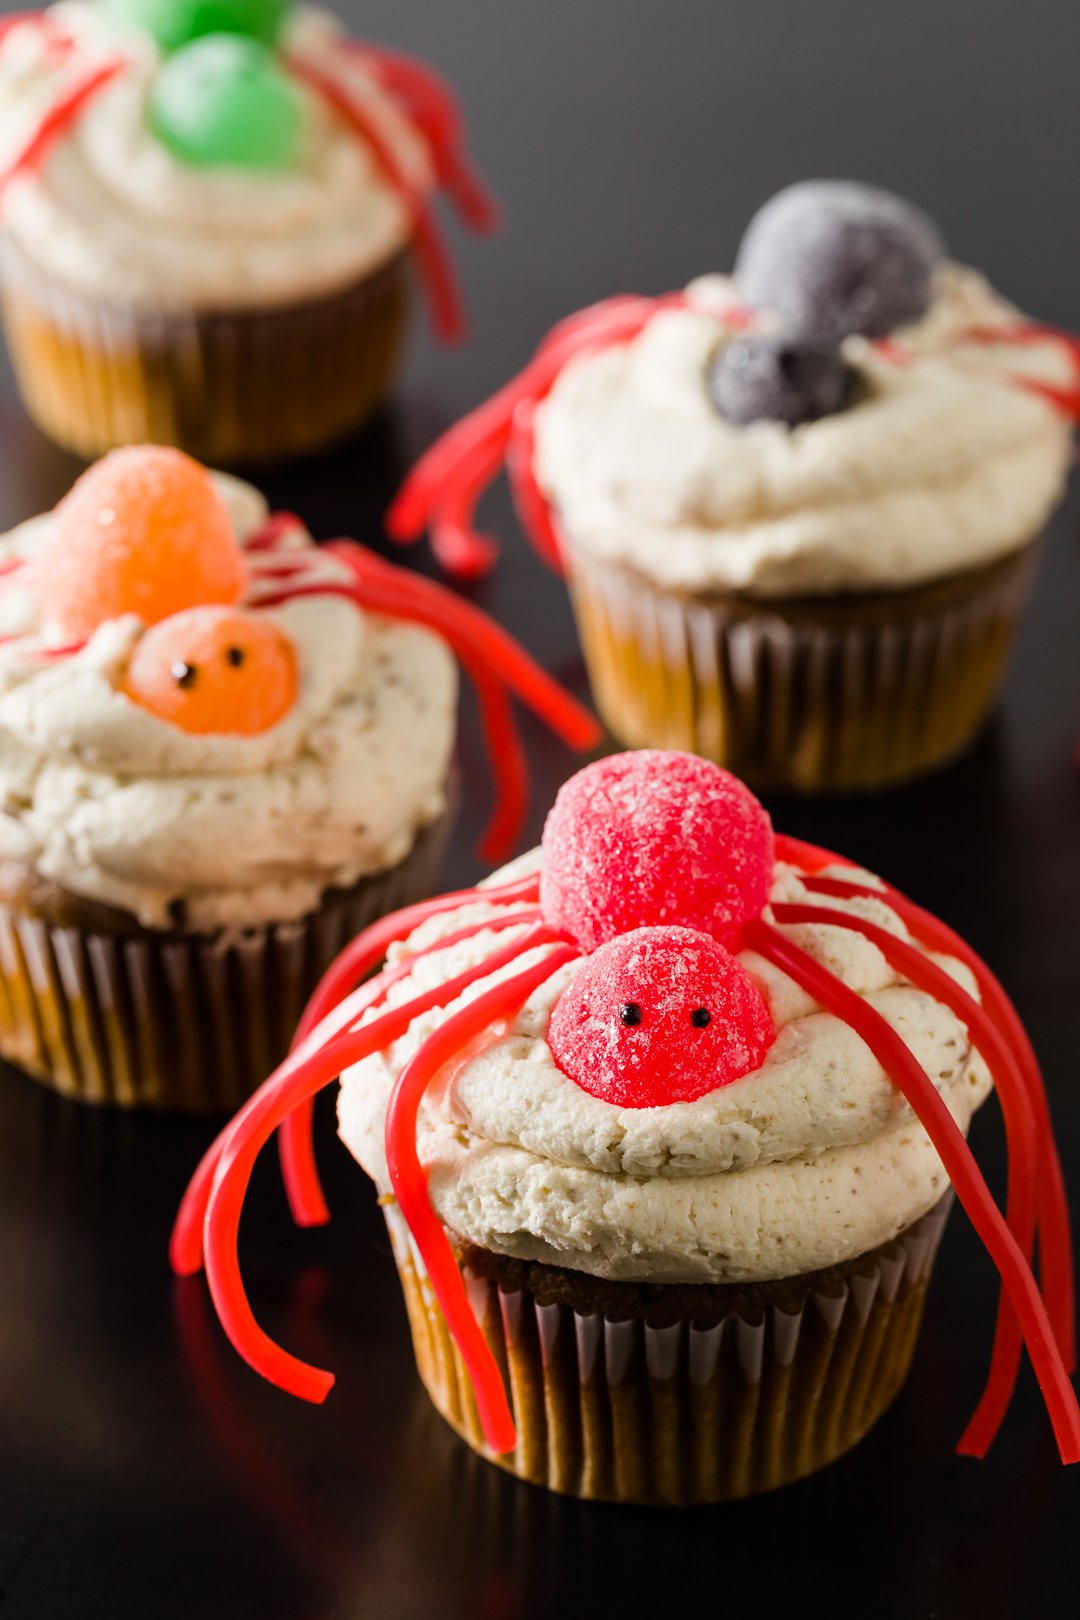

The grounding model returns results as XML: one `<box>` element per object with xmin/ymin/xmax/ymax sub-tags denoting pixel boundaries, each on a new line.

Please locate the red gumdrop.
<box><xmin>540</xmin><ymin>750</ymin><xmax>774</xmax><ymax>953</ymax></box>
<box><xmin>548</xmin><ymin>925</ymin><xmax>774</xmax><ymax>1108</ymax></box>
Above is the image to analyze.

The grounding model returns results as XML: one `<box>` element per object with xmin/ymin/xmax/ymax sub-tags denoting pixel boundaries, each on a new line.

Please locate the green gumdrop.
<box><xmin>104</xmin><ymin>0</ymin><xmax>290</xmax><ymax>54</ymax></box>
<box><xmin>148</xmin><ymin>35</ymin><xmax>303</xmax><ymax>171</ymax></box>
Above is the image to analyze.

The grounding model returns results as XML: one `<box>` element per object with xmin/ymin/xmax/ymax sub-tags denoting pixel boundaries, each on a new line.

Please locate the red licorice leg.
<box><xmin>243</xmin><ymin>512</ymin><xmax>306</xmax><ymax>552</ymax></box>
<box><xmin>0</xmin><ymin>57</ymin><xmax>126</xmax><ymax>197</ymax></box>
<box><xmin>171</xmin><ymin>876</ymin><xmax>540</xmax><ymax>1269</ymax></box>
<box><xmin>256</xmin><ymin>570</ymin><xmax>599</xmax><ymax>752</ymax></box>
<box><xmin>744</xmin><ymin>919</ymin><xmax>1080</xmax><ymax>1464</ymax></box>
<box><xmin>771</xmin><ymin>902</ymin><xmax>1040</xmax><ymax>1455</ymax></box>
<box><xmin>385</xmin><ymin>297</ymin><xmax>670</xmax><ymax>574</ymax></box>
<box><xmin>345</xmin><ymin>42</ymin><xmax>498</xmax><ymax>230</ymax></box>
<box><xmin>283</xmin><ymin>52</ymin><xmax>463</xmax><ymax>342</ymax></box>
<box><xmin>277</xmin><ymin>905</ymin><xmax>542</xmax><ymax>1227</ymax></box>
<box><xmin>386</xmin><ymin>932</ymin><xmax>578</xmax><ymax>1453</ymax></box>
<box><xmin>506</xmin><ymin>399</ymin><xmax>566</xmax><ymax>575</ymax></box>
<box><xmin>193</xmin><ymin>931</ymin><xmax>565</xmax><ymax>1402</ymax></box>
<box><xmin>795</xmin><ymin>863</ymin><xmax>1076</xmax><ymax>1372</ymax></box>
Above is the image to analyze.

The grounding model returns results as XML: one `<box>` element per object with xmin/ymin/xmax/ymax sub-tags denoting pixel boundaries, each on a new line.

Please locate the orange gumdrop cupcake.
<box><xmin>0</xmin><ymin>446</ymin><xmax>596</xmax><ymax>1109</ymax></box>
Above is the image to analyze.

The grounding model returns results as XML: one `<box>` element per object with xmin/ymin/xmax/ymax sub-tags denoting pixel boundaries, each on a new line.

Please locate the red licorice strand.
<box><xmin>0</xmin><ymin>556</ymin><xmax>27</xmax><ymax>578</ymax></box>
<box><xmin>32</xmin><ymin>638</ymin><xmax>87</xmax><ymax>661</ymax></box>
<box><xmin>170</xmin><ymin>873</ymin><xmax>541</xmax><ymax>1266</ymax></box>
<box><xmin>0</xmin><ymin>57</ymin><xmax>126</xmax><ymax>200</ymax></box>
<box><xmin>257</xmin><ymin>569</ymin><xmax>599</xmax><ymax>752</ymax></box>
<box><xmin>960</xmin><ymin>322</ymin><xmax>1080</xmax><ymax>370</ymax></box>
<box><xmin>774</xmin><ymin>829</ymin><xmax>1075</xmax><ymax>1368</ymax></box>
<box><xmin>322</xmin><ymin>540</ymin><xmax>543</xmax><ymax>856</ymax></box>
<box><xmin>386</xmin><ymin>933</ymin><xmax>578</xmax><ymax>1452</ymax></box>
<box><xmin>419</xmin><ymin>441</ymin><xmax>503</xmax><ymax>578</ymax></box>
<box><xmin>506</xmin><ymin>399</ymin><xmax>566</xmax><ymax>576</ymax></box>
<box><xmin>0</xmin><ymin>11</ymin><xmax>44</xmax><ymax>45</ymax></box>
<box><xmin>195</xmin><ymin>932</ymin><xmax>564</xmax><ymax>1405</ymax></box>
<box><xmin>346</xmin><ymin>41</ymin><xmax>498</xmax><ymax>230</ymax></box>
<box><xmin>745</xmin><ymin>919</ymin><xmax>1080</xmax><ymax>1464</ymax></box>
<box><xmin>277</xmin><ymin>906</ymin><xmax>542</xmax><ymax>1226</ymax></box>
<box><xmin>386</xmin><ymin>296</ymin><xmax>671</xmax><ymax>553</ymax></box>
<box><xmin>771</xmin><ymin>900</ymin><xmax>1041</xmax><ymax>1454</ymax></box>
<box><xmin>797</xmin><ymin>867</ymin><xmax>1075</xmax><ymax>1371</ymax></box>
<box><xmin>244</xmin><ymin>512</ymin><xmax>306</xmax><ymax>552</ymax></box>
<box><xmin>1014</xmin><ymin>378</ymin><xmax>1080</xmax><ymax>420</ymax></box>
<box><xmin>284</xmin><ymin>52</ymin><xmax>463</xmax><ymax>343</ymax></box>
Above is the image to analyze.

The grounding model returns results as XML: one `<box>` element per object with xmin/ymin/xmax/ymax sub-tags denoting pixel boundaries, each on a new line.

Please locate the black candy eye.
<box><xmin>690</xmin><ymin>1007</ymin><xmax>711</xmax><ymax>1028</ymax></box>
<box><xmin>706</xmin><ymin>334</ymin><xmax>854</xmax><ymax>428</ymax></box>
<box><xmin>225</xmin><ymin>645</ymin><xmax>245</xmax><ymax>668</ymax></box>
<box><xmin>171</xmin><ymin>659</ymin><xmax>198</xmax><ymax>689</ymax></box>
<box><xmin>620</xmin><ymin>1002</ymin><xmax>643</xmax><ymax>1027</ymax></box>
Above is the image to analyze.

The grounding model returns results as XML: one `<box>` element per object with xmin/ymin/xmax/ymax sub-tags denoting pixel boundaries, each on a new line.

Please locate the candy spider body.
<box><xmin>0</xmin><ymin>9</ymin><xmax>497</xmax><ymax>341</ymax></box>
<box><xmin>173</xmin><ymin>750</ymin><xmax>1080</xmax><ymax>1469</ymax></box>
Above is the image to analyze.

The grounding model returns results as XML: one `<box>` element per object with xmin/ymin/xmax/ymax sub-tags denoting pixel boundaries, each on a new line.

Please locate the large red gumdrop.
<box><xmin>548</xmin><ymin>926</ymin><xmax>774</xmax><ymax>1107</ymax></box>
<box><xmin>123</xmin><ymin>606</ymin><xmax>298</xmax><ymax>735</ymax></box>
<box><xmin>540</xmin><ymin>751</ymin><xmax>774</xmax><ymax>953</ymax></box>
<box><xmin>41</xmin><ymin>446</ymin><xmax>246</xmax><ymax>640</ymax></box>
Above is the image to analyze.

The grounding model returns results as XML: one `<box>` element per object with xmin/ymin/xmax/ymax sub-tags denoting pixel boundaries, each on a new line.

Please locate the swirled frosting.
<box><xmin>0</xmin><ymin>476</ymin><xmax>457</xmax><ymax>932</ymax></box>
<box><xmin>337</xmin><ymin>857</ymin><xmax>993</xmax><ymax>1285</ymax></box>
<box><xmin>533</xmin><ymin>265</ymin><xmax>1074</xmax><ymax>597</ymax></box>
<box><xmin>0</xmin><ymin>3</ymin><xmax>429</xmax><ymax>309</ymax></box>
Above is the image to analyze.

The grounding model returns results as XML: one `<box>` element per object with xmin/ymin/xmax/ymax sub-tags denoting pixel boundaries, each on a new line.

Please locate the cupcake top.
<box><xmin>338</xmin><ymin>831</ymin><xmax>988</xmax><ymax>1286</ymax></box>
<box><xmin>0</xmin><ymin>447</ymin><xmax>457</xmax><ymax>932</ymax></box>
<box><xmin>0</xmin><ymin>1</ymin><xmax>490</xmax><ymax>317</ymax></box>
<box><xmin>174</xmin><ymin>747</ymin><xmax>1078</xmax><ymax>1465</ymax></box>
<box><xmin>391</xmin><ymin>181</ymin><xmax>1077</xmax><ymax>594</ymax></box>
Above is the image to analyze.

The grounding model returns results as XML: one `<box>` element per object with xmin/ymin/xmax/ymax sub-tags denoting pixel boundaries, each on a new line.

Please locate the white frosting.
<box><xmin>0</xmin><ymin>476</ymin><xmax>457</xmax><ymax>931</ymax></box>
<box><xmin>533</xmin><ymin>266</ymin><xmax>1074</xmax><ymax>597</ymax></box>
<box><xmin>337</xmin><ymin>858</ymin><xmax>994</xmax><ymax>1284</ymax></box>
<box><xmin>0</xmin><ymin>4</ymin><xmax>430</xmax><ymax>309</ymax></box>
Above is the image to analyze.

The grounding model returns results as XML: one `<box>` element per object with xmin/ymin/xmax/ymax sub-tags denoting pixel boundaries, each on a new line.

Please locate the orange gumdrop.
<box><xmin>123</xmin><ymin>606</ymin><xmax>298</xmax><ymax>735</ymax></box>
<box><xmin>42</xmin><ymin>446</ymin><xmax>246</xmax><ymax>639</ymax></box>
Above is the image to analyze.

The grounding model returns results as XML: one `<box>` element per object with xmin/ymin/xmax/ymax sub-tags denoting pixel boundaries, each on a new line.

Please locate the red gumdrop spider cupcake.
<box><xmin>389</xmin><ymin>181</ymin><xmax>1079</xmax><ymax>793</ymax></box>
<box><xmin>0</xmin><ymin>444</ymin><xmax>597</xmax><ymax>1110</ymax></box>
<box><xmin>173</xmin><ymin>749</ymin><xmax>1078</xmax><ymax>1503</ymax></box>
<box><xmin>0</xmin><ymin>0</ymin><xmax>497</xmax><ymax>462</ymax></box>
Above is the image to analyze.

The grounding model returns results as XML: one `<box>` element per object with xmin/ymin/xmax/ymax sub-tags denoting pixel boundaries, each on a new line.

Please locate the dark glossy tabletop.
<box><xmin>1</xmin><ymin>1</ymin><xmax>1080</xmax><ymax>1615</ymax></box>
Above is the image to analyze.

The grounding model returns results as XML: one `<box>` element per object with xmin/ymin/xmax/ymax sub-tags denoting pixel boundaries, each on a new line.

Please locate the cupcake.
<box><xmin>0</xmin><ymin>0</ymin><xmax>495</xmax><ymax>463</ymax></box>
<box><xmin>0</xmin><ymin>444</ymin><xmax>596</xmax><ymax>1109</ymax></box>
<box><xmin>172</xmin><ymin>750</ymin><xmax>1078</xmax><ymax>1502</ymax></box>
<box><xmin>391</xmin><ymin>181</ymin><xmax>1078</xmax><ymax>792</ymax></box>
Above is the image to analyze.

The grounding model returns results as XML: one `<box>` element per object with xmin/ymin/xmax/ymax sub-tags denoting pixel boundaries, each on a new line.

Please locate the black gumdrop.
<box><xmin>706</xmin><ymin>333</ymin><xmax>854</xmax><ymax>427</ymax></box>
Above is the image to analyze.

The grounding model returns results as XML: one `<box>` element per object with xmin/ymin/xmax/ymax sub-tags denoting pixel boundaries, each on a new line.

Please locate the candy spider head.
<box><xmin>41</xmin><ymin>445</ymin><xmax>245</xmax><ymax>640</ymax></box>
<box><xmin>539</xmin><ymin>750</ymin><xmax>774</xmax><ymax>953</ymax></box>
<box><xmin>548</xmin><ymin>925</ymin><xmax>774</xmax><ymax>1107</ymax></box>
<box><xmin>124</xmin><ymin>605</ymin><xmax>298</xmax><ymax>735</ymax></box>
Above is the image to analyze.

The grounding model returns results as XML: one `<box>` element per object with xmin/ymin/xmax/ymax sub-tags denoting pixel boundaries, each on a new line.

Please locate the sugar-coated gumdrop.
<box><xmin>735</xmin><ymin>180</ymin><xmax>945</xmax><ymax>342</ymax></box>
<box><xmin>43</xmin><ymin>447</ymin><xmax>246</xmax><ymax>640</ymax></box>
<box><xmin>707</xmin><ymin>333</ymin><xmax>854</xmax><ymax>427</ymax></box>
<box><xmin>149</xmin><ymin>35</ymin><xmax>303</xmax><ymax>170</ymax></box>
<box><xmin>124</xmin><ymin>606</ymin><xmax>298</xmax><ymax>734</ymax></box>
<box><xmin>540</xmin><ymin>751</ymin><xmax>774</xmax><ymax>953</ymax></box>
<box><xmin>548</xmin><ymin>926</ymin><xmax>774</xmax><ymax>1107</ymax></box>
<box><xmin>103</xmin><ymin>0</ymin><xmax>289</xmax><ymax>53</ymax></box>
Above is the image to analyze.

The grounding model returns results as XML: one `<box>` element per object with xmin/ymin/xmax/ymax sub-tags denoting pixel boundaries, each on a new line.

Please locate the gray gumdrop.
<box><xmin>706</xmin><ymin>334</ymin><xmax>854</xmax><ymax>428</ymax></box>
<box><xmin>735</xmin><ymin>180</ymin><xmax>946</xmax><ymax>341</ymax></box>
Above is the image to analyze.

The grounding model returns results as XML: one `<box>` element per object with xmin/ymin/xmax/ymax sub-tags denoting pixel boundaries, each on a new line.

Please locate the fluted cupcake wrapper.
<box><xmin>0</xmin><ymin>813</ymin><xmax>449</xmax><ymax>1111</ymax></box>
<box><xmin>384</xmin><ymin>1194</ymin><xmax>953</xmax><ymax>1505</ymax></box>
<box><xmin>566</xmin><ymin>538</ymin><xmax>1039</xmax><ymax>793</ymax></box>
<box><xmin>0</xmin><ymin>237</ymin><xmax>412</xmax><ymax>465</ymax></box>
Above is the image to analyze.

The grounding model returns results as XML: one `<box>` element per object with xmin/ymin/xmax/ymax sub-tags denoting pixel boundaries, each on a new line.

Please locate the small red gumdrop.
<box><xmin>548</xmin><ymin>926</ymin><xmax>774</xmax><ymax>1107</ymax></box>
<box><xmin>42</xmin><ymin>446</ymin><xmax>246</xmax><ymax>639</ymax></box>
<box><xmin>123</xmin><ymin>606</ymin><xmax>298</xmax><ymax>735</ymax></box>
<box><xmin>540</xmin><ymin>750</ymin><xmax>774</xmax><ymax>953</ymax></box>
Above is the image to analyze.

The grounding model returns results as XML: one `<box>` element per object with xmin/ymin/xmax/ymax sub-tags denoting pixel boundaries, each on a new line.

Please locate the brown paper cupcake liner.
<box><xmin>566</xmin><ymin>537</ymin><xmax>1039</xmax><ymax>793</ymax></box>
<box><xmin>0</xmin><ymin>810</ymin><xmax>449</xmax><ymax>1112</ymax></box>
<box><xmin>0</xmin><ymin>236</ymin><xmax>412</xmax><ymax>465</ymax></box>
<box><xmin>384</xmin><ymin>1193</ymin><xmax>953</xmax><ymax>1505</ymax></box>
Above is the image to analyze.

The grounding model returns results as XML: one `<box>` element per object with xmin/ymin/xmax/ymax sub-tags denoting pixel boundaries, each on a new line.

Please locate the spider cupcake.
<box><xmin>174</xmin><ymin>750</ymin><xmax>1078</xmax><ymax>1503</ymax></box>
<box><xmin>0</xmin><ymin>0</ymin><xmax>495</xmax><ymax>461</ymax></box>
<box><xmin>391</xmin><ymin>181</ymin><xmax>1079</xmax><ymax>792</ymax></box>
<box><xmin>0</xmin><ymin>444</ymin><xmax>596</xmax><ymax>1109</ymax></box>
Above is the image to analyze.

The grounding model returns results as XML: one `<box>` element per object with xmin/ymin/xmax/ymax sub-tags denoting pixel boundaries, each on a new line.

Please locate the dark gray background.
<box><xmin>0</xmin><ymin>2</ymin><xmax>1079</xmax><ymax>1616</ymax></box>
